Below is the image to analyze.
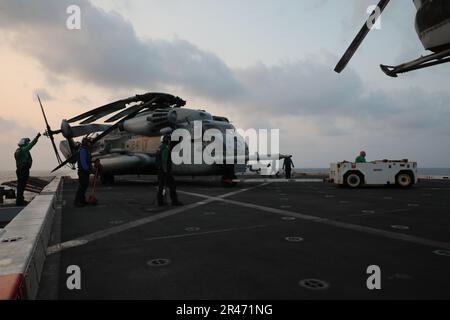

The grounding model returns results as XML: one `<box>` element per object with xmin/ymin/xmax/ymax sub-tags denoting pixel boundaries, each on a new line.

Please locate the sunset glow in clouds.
<box><xmin>0</xmin><ymin>0</ymin><xmax>449</xmax><ymax>170</ymax></box>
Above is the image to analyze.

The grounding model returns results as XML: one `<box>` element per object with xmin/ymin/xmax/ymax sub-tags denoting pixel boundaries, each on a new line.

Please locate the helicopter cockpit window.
<box><xmin>198</xmin><ymin>111</ymin><xmax>213</xmax><ymax>120</ymax></box>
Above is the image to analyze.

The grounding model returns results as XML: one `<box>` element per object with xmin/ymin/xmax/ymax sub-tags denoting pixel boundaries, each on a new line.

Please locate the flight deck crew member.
<box><xmin>74</xmin><ymin>138</ymin><xmax>93</xmax><ymax>207</ymax></box>
<box><xmin>282</xmin><ymin>156</ymin><xmax>294</xmax><ymax>179</ymax></box>
<box><xmin>157</xmin><ymin>134</ymin><xmax>183</xmax><ymax>206</ymax></box>
<box><xmin>14</xmin><ymin>133</ymin><xmax>41</xmax><ymax>206</ymax></box>
<box><xmin>355</xmin><ymin>151</ymin><xmax>367</xmax><ymax>163</ymax></box>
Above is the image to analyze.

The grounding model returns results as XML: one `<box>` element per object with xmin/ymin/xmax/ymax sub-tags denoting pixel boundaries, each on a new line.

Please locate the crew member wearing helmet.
<box><xmin>14</xmin><ymin>133</ymin><xmax>41</xmax><ymax>206</ymax></box>
<box><xmin>74</xmin><ymin>137</ymin><xmax>93</xmax><ymax>207</ymax></box>
<box><xmin>157</xmin><ymin>134</ymin><xmax>183</xmax><ymax>206</ymax></box>
<box><xmin>355</xmin><ymin>151</ymin><xmax>367</xmax><ymax>163</ymax></box>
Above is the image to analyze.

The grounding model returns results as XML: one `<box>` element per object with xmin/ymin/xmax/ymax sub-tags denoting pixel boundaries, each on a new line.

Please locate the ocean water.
<box><xmin>2</xmin><ymin>168</ymin><xmax>450</xmax><ymax>183</ymax></box>
<box><xmin>0</xmin><ymin>170</ymin><xmax>54</xmax><ymax>204</ymax></box>
<box><xmin>0</xmin><ymin>170</ymin><xmax>53</xmax><ymax>184</ymax></box>
<box><xmin>295</xmin><ymin>168</ymin><xmax>450</xmax><ymax>176</ymax></box>
<box><xmin>416</xmin><ymin>168</ymin><xmax>450</xmax><ymax>176</ymax></box>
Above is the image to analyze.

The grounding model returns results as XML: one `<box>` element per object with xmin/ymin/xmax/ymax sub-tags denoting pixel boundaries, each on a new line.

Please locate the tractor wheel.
<box><xmin>345</xmin><ymin>173</ymin><xmax>363</xmax><ymax>188</ymax></box>
<box><xmin>396</xmin><ymin>172</ymin><xmax>413</xmax><ymax>188</ymax></box>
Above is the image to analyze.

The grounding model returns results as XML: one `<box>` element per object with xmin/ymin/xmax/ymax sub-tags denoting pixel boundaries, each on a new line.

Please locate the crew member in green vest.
<box><xmin>14</xmin><ymin>133</ymin><xmax>41</xmax><ymax>206</ymax></box>
<box><xmin>355</xmin><ymin>151</ymin><xmax>367</xmax><ymax>163</ymax></box>
<box><xmin>157</xmin><ymin>134</ymin><xmax>183</xmax><ymax>206</ymax></box>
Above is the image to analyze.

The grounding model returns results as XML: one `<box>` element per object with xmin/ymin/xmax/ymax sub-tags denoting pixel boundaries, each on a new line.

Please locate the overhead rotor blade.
<box><xmin>37</xmin><ymin>94</ymin><xmax>63</xmax><ymax>164</ymax></box>
<box><xmin>334</xmin><ymin>0</ymin><xmax>391</xmax><ymax>73</ymax></box>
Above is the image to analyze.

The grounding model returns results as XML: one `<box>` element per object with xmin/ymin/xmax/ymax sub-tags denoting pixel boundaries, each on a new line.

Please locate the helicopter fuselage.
<box><xmin>60</xmin><ymin>107</ymin><xmax>248</xmax><ymax>179</ymax></box>
<box><xmin>414</xmin><ymin>0</ymin><xmax>450</xmax><ymax>52</ymax></box>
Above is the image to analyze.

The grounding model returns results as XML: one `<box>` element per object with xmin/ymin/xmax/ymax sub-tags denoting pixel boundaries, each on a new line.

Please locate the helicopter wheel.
<box><xmin>221</xmin><ymin>174</ymin><xmax>237</xmax><ymax>187</ymax></box>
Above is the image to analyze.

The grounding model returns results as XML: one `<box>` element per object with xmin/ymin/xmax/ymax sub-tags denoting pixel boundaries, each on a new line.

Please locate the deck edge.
<box><xmin>0</xmin><ymin>176</ymin><xmax>63</xmax><ymax>300</ymax></box>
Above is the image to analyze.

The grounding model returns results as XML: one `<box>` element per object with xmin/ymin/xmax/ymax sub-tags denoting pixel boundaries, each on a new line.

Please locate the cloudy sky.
<box><xmin>0</xmin><ymin>0</ymin><xmax>449</xmax><ymax>171</ymax></box>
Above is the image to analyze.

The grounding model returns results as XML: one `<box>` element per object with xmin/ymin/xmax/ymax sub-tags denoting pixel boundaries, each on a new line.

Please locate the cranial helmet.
<box><xmin>18</xmin><ymin>138</ymin><xmax>30</xmax><ymax>146</ymax></box>
<box><xmin>81</xmin><ymin>137</ymin><xmax>91</xmax><ymax>146</ymax></box>
<box><xmin>161</xmin><ymin>134</ymin><xmax>171</xmax><ymax>143</ymax></box>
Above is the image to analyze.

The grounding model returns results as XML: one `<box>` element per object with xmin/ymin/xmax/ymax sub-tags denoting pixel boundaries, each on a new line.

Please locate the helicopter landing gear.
<box><xmin>221</xmin><ymin>174</ymin><xmax>237</xmax><ymax>187</ymax></box>
<box><xmin>221</xmin><ymin>165</ymin><xmax>237</xmax><ymax>187</ymax></box>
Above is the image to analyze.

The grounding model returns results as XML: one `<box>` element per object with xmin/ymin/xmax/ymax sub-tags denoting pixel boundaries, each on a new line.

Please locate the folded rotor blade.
<box><xmin>52</xmin><ymin>93</ymin><xmax>186</xmax><ymax>172</ymax></box>
<box><xmin>69</xmin><ymin>124</ymin><xmax>112</xmax><ymax>138</ymax></box>
<box><xmin>104</xmin><ymin>103</ymin><xmax>146</xmax><ymax>123</ymax></box>
<box><xmin>68</xmin><ymin>92</ymin><xmax>186</xmax><ymax>124</ymax></box>
<box><xmin>68</xmin><ymin>98</ymin><xmax>133</xmax><ymax>123</ymax></box>
<box><xmin>52</xmin><ymin>97</ymin><xmax>164</xmax><ymax>172</ymax></box>
<box><xmin>90</xmin><ymin>106</ymin><xmax>149</xmax><ymax>145</ymax></box>
<box><xmin>68</xmin><ymin>93</ymin><xmax>156</xmax><ymax>123</ymax></box>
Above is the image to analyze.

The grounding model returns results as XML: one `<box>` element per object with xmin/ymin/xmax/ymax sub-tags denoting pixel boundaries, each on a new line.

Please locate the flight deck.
<box><xmin>36</xmin><ymin>177</ymin><xmax>450</xmax><ymax>299</ymax></box>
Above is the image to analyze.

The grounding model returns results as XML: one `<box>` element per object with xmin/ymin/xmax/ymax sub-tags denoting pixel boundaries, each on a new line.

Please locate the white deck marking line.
<box><xmin>348</xmin><ymin>208</ymin><xmax>412</xmax><ymax>217</ymax></box>
<box><xmin>179</xmin><ymin>191</ymin><xmax>450</xmax><ymax>250</ymax></box>
<box><xmin>143</xmin><ymin>224</ymin><xmax>268</xmax><ymax>241</ymax></box>
<box><xmin>100</xmin><ymin>225</ymin><xmax>270</xmax><ymax>252</ymax></box>
<box><xmin>348</xmin><ymin>212</ymin><xmax>376</xmax><ymax>217</ymax></box>
<box><xmin>47</xmin><ymin>183</ymin><xmax>270</xmax><ymax>255</ymax></box>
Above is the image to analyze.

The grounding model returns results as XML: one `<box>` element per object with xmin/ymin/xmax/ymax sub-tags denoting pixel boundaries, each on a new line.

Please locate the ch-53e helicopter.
<box><xmin>38</xmin><ymin>92</ymin><xmax>287</xmax><ymax>185</ymax></box>
<box><xmin>335</xmin><ymin>0</ymin><xmax>450</xmax><ymax>77</ymax></box>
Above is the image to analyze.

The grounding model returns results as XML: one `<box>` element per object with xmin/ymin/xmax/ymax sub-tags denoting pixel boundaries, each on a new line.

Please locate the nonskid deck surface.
<box><xmin>0</xmin><ymin>206</ymin><xmax>23</xmax><ymax>228</ymax></box>
<box><xmin>38</xmin><ymin>177</ymin><xmax>450</xmax><ymax>299</ymax></box>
